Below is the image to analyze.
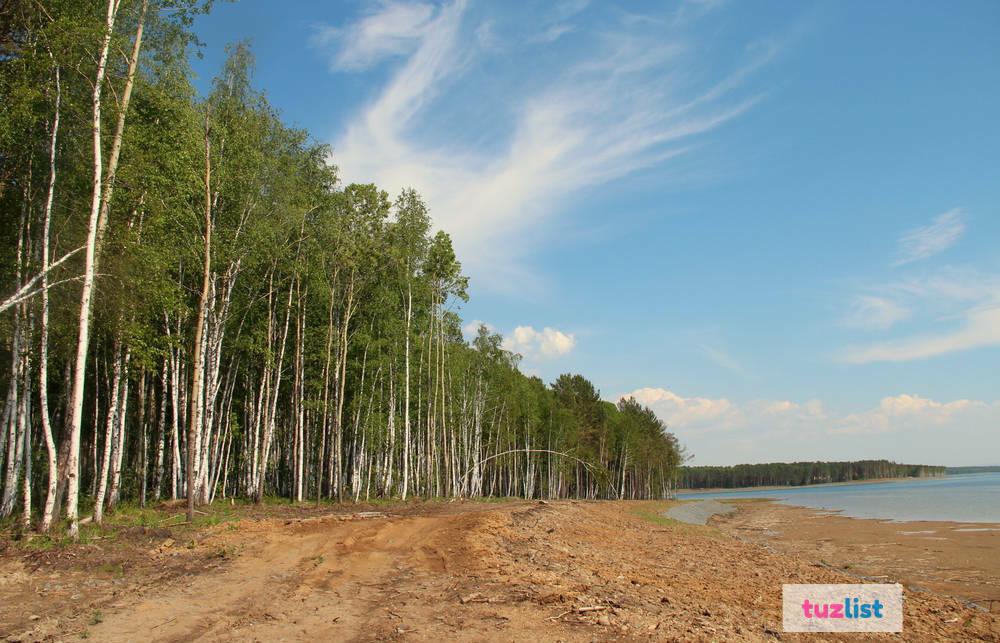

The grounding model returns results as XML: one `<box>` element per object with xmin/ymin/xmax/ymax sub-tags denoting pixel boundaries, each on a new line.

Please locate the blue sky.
<box><xmin>190</xmin><ymin>0</ymin><xmax>1000</xmax><ymax>466</ymax></box>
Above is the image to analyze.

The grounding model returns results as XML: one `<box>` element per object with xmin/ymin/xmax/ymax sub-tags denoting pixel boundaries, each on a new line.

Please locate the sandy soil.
<box><xmin>718</xmin><ymin>499</ymin><xmax>1000</xmax><ymax>607</ymax></box>
<box><xmin>2</xmin><ymin>499</ymin><xmax>998</xmax><ymax>642</ymax></box>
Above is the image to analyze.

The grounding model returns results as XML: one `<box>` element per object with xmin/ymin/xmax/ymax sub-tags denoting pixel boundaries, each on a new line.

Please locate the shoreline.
<box><xmin>714</xmin><ymin>499</ymin><xmax>1000</xmax><ymax>608</ymax></box>
<box><xmin>676</xmin><ymin>474</ymin><xmax>945</xmax><ymax>495</ymax></box>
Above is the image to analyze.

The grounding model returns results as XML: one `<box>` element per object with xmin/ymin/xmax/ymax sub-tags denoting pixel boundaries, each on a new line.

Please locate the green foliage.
<box><xmin>0</xmin><ymin>4</ymin><xmax>686</xmax><ymax>525</ymax></box>
<box><xmin>679</xmin><ymin>460</ymin><xmax>947</xmax><ymax>489</ymax></box>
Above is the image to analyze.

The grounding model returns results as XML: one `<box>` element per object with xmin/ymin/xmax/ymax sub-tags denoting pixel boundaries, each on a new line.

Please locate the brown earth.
<box><xmin>1</xmin><ymin>499</ymin><xmax>998</xmax><ymax>642</ymax></box>
<box><xmin>717</xmin><ymin>499</ymin><xmax>1000</xmax><ymax>606</ymax></box>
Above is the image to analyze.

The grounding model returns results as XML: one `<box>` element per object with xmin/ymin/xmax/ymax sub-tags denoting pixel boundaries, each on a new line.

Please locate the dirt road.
<box><xmin>3</xmin><ymin>500</ymin><xmax>998</xmax><ymax>641</ymax></box>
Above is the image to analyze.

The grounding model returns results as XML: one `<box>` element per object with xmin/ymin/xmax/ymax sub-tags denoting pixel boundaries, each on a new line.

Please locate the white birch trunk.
<box><xmin>66</xmin><ymin>0</ymin><xmax>120</xmax><ymax>540</ymax></box>
<box><xmin>38</xmin><ymin>64</ymin><xmax>61</xmax><ymax>532</ymax></box>
<box><xmin>94</xmin><ymin>344</ymin><xmax>123</xmax><ymax>524</ymax></box>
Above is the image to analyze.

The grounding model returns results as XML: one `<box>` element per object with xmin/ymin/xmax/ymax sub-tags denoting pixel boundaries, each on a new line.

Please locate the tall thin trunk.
<box><xmin>153</xmin><ymin>358</ymin><xmax>167</xmax><ymax>500</ymax></box>
<box><xmin>316</xmin><ymin>289</ymin><xmax>335</xmax><ymax>504</ymax></box>
<box><xmin>107</xmin><ymin>348</ymin><xmax>131</xmax><ymax>510</ymax></box>
<box><xmin>138</xmin><ymin>371</ymin><xmax>148</xmax><ymax>506</ymax></box>
<box><xmin>187</xmin><ymin>112</ymin><xmax>212</xmax><ymax>523</ymax></box>
<box><xmin>334</xmin><ymin>273</ymin><xmax>355</xmax><ymax>502</ymax></box>
<box><xmin>401</xmin><ymin>284</ymin><xmax>412</xmax><ymax>500</ymax></box>
<box><xmin>66</xmin><ymin>0</ymin><xmax>121</xmax><ymax>540</ymax></box>
<box><xmin>38</xmin><ymin>64</ymin><xmax>60</xmax><ymax>532</ymax></box>
<box><xmin>94</xmin><ymin>0</ymin><xmax>148</xmax><ymax>261</ymax></box>
<box><xmin>94</xmin><ymin>343</ymin><xmax>124</xmax><ymax>524</ymax></box>
<box><xmin>169</xmin><ymin>345</ymin><xmax>181</xmax><ymax>500</ymax></box>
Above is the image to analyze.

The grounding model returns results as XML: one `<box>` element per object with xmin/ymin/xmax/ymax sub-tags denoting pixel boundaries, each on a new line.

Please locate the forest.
<box><xmin>678</xmin><ymin>460</ymin><xmax>946</xmax><ymax>489</ymax></box>
<box><xmin>0</xmin><ymin>1</ymin><xmax>685</xmax><ymax>539</ymax></box>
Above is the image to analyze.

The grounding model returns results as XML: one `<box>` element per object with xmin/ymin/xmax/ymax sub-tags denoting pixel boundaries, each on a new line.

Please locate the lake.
<box><xmin>676</xmin><ymin>472</ymin><xmax>1000</xmax><ymax>523</ymax></box>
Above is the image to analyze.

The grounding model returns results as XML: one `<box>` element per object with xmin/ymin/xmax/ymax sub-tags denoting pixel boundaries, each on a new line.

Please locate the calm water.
<box><xmin>676</xmin><ymin>472</ymin><xmax>1000</xmax><ymax>523</ymax></box>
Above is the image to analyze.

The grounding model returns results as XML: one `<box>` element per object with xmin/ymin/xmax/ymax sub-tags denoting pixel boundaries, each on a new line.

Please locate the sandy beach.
<box><xmin>2</xmin><ymin>499</ymin><xmax>999</xmax><ymax>641</ymax></box>
<box><xmin>717</xmin><ymin>498</ymin><xmax>1000</xmax><ymax>607</ymax></box>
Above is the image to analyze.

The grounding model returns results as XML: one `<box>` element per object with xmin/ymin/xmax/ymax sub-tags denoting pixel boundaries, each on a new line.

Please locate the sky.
<box><xmin>189</xmin><ymin>0</ymin><xmax>1000</xmax><ymax>467</ymax></box>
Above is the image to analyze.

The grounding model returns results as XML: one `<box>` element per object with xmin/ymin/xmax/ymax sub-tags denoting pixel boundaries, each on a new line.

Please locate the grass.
<box><xmin>97</xmin><ymin>563</ymin><xmax>125</xmax><ymax>577</ymax></box>
<box><xmin>2</xmin><ymin>499</ymin><xmax>247</xmax><ymax>552</ymax></box>
<box><xmin>2</xmin><ymin>494</ymin><xmax>580</xmax><ymax>553</ymax></box>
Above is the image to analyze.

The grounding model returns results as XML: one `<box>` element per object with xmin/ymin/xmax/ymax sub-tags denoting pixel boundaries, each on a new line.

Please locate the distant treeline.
<box><xmin>946</xmin><ymin>466</ymin><xmax>1000</xmax><ymax>475</ymax></box>
<box><xmin>678</xmin><ymin>460</ymin><xmax>946</xmax><ymax>489</ymax></box>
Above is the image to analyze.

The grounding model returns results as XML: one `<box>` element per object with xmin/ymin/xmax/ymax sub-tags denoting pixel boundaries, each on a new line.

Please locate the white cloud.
<box><xmin>315</xmin><ymin>1</ymin><xmax>437</xmax><ymax>71</ymax></box>
<box><xmin>843</xmin><ymin>295</ymin><xmax>911</xmax><ymax>331</ymax></box>
<box><xmin>555</xmin><ymin>0</ymin><xmax>590</xmax><ymax>20</ymax></box>
<box><xmin>474</xmin><ymin>20</ymin><xmax>497</xmax><ymax>50</ymax></box>
<box><xmin>322</xmin><ymin>0</ymin><xmax>770</xmax><ymax>290</ymax></box>
<box><xmin>461</xmin><ymin>319</ymin><xmax>495</xmax><ymax>338</ymax></box>
<box><xmin>620</xmin><ymin>386</ymin><xmax>999</xmax><ymax>464</ymax></box>
<box><xmin>833</xmin><ymin>394</ymin><xmax>990</xmax><ymax>434</ymax></box>
<box><xmin>530</xmin><ymin>24</ymin><xmax>575</xmax><ymax>44</ymax></box>
<box><xmin>843</xmin><ymin>305</ymin><xmax>1000</xmax><ymax>363</ymax></box>
<box><xmin>502</xmin><ymin>325</ymin><xmax>576</xmax><ymax>359</ymax></box>
<box><xmin>893</xmin><ymin>208</ymin><xmax>965</xmax><ymax>266</ymax></box>
<box><xmin>699</xmin><ymin>343</ymin><xmax>744</xmax><ymax>374</ymax></box>
<box><xmin>842</xmin><ymin>267</ymin><xmax>1000</xmax><ymax>363</ymax></box>
<box><xmin>624</xmin><ymin>387</ymin><xmax>741</xmax><ymax>430</ymax></box>
<box><xmin>620</xmin><ymin>386</ymin><xmax>996</xmax><ymax>437</ymax></box>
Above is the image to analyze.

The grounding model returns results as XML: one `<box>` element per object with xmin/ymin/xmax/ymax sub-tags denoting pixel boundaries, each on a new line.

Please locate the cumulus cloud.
<box><xmin>624</xmin><ymin>387</ymin><xmax>741</xmax><ymax>430</ymax></box>
<box><xmin>618</xmin><ymin>386</ymin><xmax>995</xmax><ymax>438</ymax></box>
<box><xmin>893</xmin><ymin>208</ymin><xmax>965</xmax><ymax>266</ymax></box>
<box><xmin>319</xmin><ymin>0</ymin><xmax>771</xmax><ymax>290</ymax></box>
<box><xmin>502</xmin><ymin>325</ymin><xmax>576</xmax><ymax>359</ymax></box>
<box><xmin>461</xmin><ymin>319</ymin><xmax>495</xmax><ymax>338</ymax></box>
<box><xmin>833</xmin><ymin>394</ymin><xmax>990</xmax><ymax>434</ymax></box>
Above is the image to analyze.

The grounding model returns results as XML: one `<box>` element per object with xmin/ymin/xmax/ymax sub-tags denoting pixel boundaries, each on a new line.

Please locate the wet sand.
<box><xmin>666</xmin><ymin>499</ymin><xmax>737</xmax><ymax>524</ymax></box>
<box><xmin>717</xmin><ymin>499</ymin><xmax>1000</xmax><ymax>610</ymax></box>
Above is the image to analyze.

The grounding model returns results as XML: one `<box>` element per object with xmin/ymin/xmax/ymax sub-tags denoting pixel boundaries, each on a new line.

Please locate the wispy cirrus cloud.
<box><xmin>314</xmin><ymin>1</ymin><xmax>437</xmax><ymax>71</ymax></box>
<box><xmin>529</xmin><ymin>23</ymin><xmax>575</xmax><ymax>44</ymax></box>
<box><xmin>316</xmin><ymin>0</ymin><xmax>773</xmax><ymax>291</ymax></box>
<box><xmin>842</xmin><ymin>263</ymin><xmax>1000</xmax><ymax>363</ymax></box>
<box><xmin>840</xmin><ymin>211</ymin><xmax>1000</xmax><ymax>363</ymax></box>
<box><xmin>699</xmin><ymin>343</ymin><xmax>745</xmax><ymax>374</ymax></box>
<box><xmin>893</xmin><ymin>208</ymin><xmax>965</xmax><ymax>267</ymax></box>
<box><xmin>842</xmin><ymin>295</ymin><xmax>911</xmax><ymax>331</ymax></box>
<box><xmin>843</xmin><ymin>305</ymin><xmax>1000</xmax><ymax>363</ymax></box>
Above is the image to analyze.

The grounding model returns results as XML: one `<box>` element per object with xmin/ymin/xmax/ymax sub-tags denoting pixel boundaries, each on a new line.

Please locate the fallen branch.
<box><xmin>151</xmin><ymin>616</ymin><xmax>176</xmax><ymax>630</ymax></box>
<box><xmin>461</xmin><ymin>450</ymin><xmax>620</xmax><ymax>499</ymax></box>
